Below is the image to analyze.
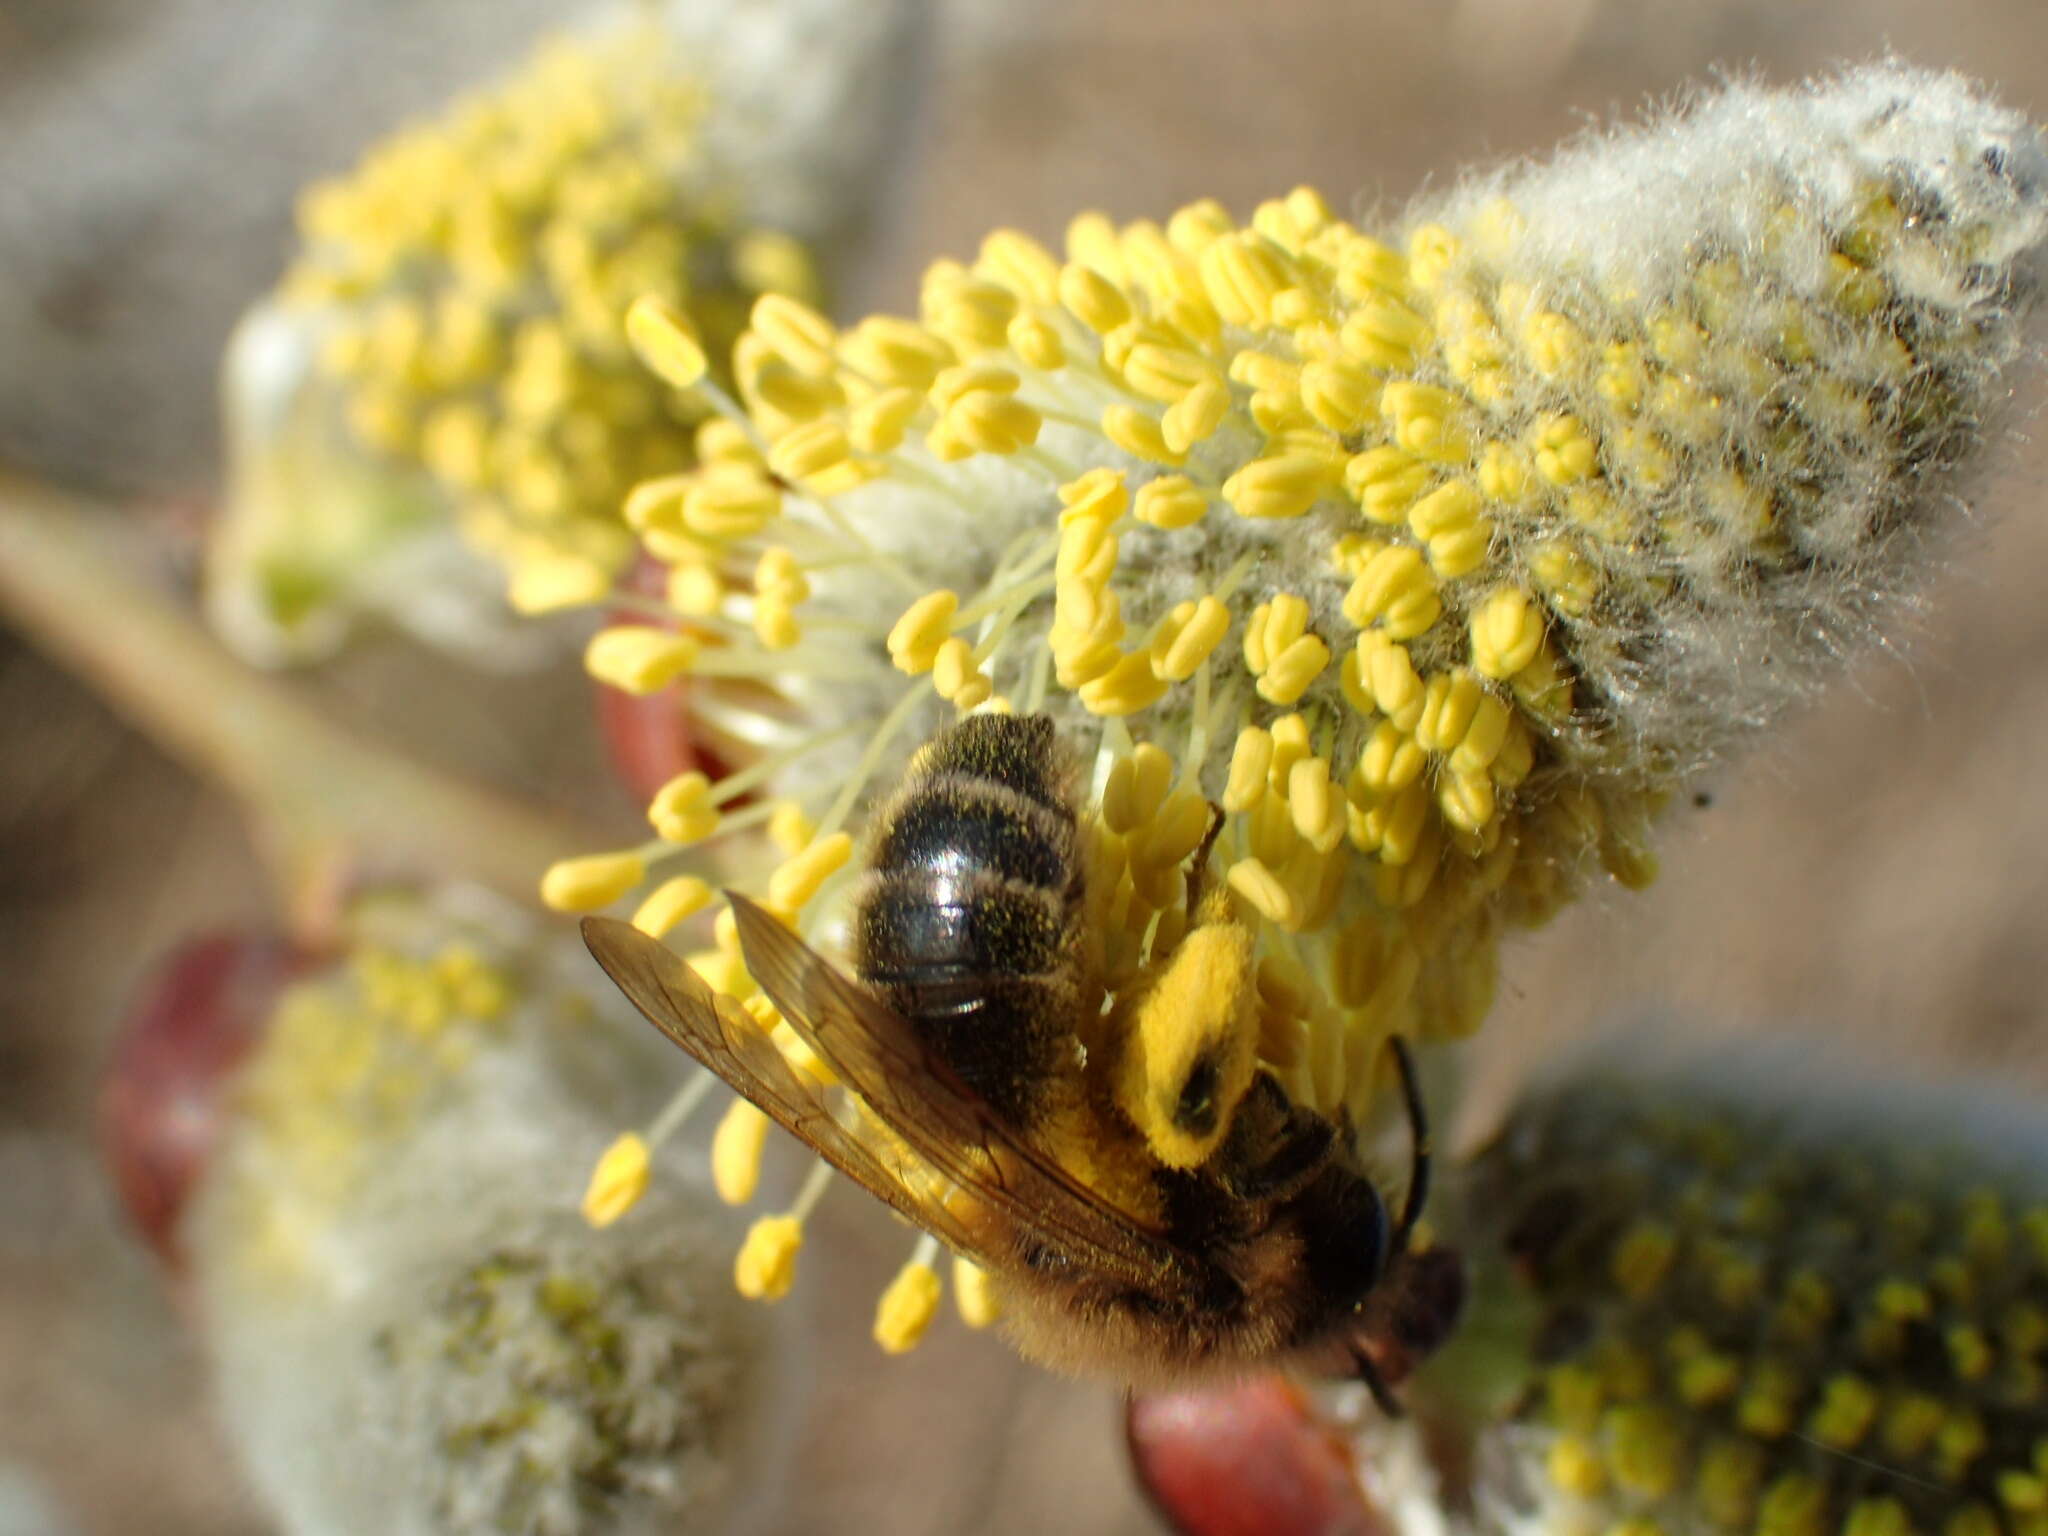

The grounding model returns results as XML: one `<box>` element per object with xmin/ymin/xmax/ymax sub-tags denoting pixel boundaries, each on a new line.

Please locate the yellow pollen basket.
<box><xmin>1111</xmin><ymin>898</ymin><xmax>1260</xmax><ymax>1170</ymax></box>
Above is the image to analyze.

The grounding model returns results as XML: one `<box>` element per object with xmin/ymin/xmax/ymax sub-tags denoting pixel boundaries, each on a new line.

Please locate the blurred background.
<box><xmin>3</xmin><ymin>0</ymin><xmax>2047</xmax><ymax>1531</ymax></box>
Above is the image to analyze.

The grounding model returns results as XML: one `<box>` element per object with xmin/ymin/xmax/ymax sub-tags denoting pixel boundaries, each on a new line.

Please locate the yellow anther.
<box><xmin>1226</xmin><ymin>858</ymin><xmax>1298</xmax><ymax>928</ymax></box>
<box><xmin>1056</xmin><ymin>516</ymin><xmax>1119</xmax><ymax>587</ymax></box>
<box><xmin>1242</xmin><ymin>595</ymin><xmax>1307</xmax><ymax>674</ymax></box>
<box><xmin>1345</xmin><ymin>446</ymin><xmax>1434</xmax><ymax>525</ymax></box>
<box><xmin>624</xmin><ymin>295</ymin><xmax>706</xmax><ymax>389</ymax></box>
<box><xmin>581</xmin><ymin>1133</ymin><xmax>651</xmax><ymax>1228</ymax></box>
<box><xmin>686</xmin><ymin>948</ymin><xmax>750</xmax><ymax>999</ymax></box>
<box><xmin>1343</xmin><ymin>545</ymin><xmax>1442</xmax><ymax>642</ymax></box>
<box><xmin>1353</xmin><ymin>719</ymin><xmax>1426</xmax><ymax>798</ymax></box>
<box><xmin>839</xmin><ymin>315</ymin><xmax>956</xmax><ymax>390</ymax></box>
<box><xmin>665</xmin><ymin>561</ymin><xmax>725</xmax><ymax>618</ymax></box>
<box><xmin>750</xmin><ymin>293</ymin><xmax>838</xmax><ymax>376</ymax></box>
<box><xmin>1057</xmin><ymin>466</ymin><xmax>1129</xmax><ymax>528</ymax></box>
<box><xmin>1407</xmin><ymin>476</ymin><xmax>1482</xmax><ymax>546</ymax></box>
<box><xmin>1198</xmin><ymin>232</ymin><xmax>1296</xmax><ymax>327</ymax></box>
<box><xmin>1546</xmin><ymin>1436</ymin><xmax>1607</xmax><ymax>1499</ymax></box>
<box><xmin>1222</xmin><ymin>454</ymin><xmax>1336</xmax><ymax>521</ymax></box>
<box><xmin>623</xmin><ymin>475</ymin><xmax>691</xmax><ymax>534</ymax></box>
<box><xmin>932</xmin><ymin>636</ymin><xmax>990</xmax><ymax>708</ymax></box>
<box><xmin>768</xmin><ymin>833</ymin><xmax>854</xmax><ymax>912</ymax></box>
<box><xmin>874</xmin><ymin>1258</ymin><xmax>945</xmax><ymax>1353</ymax></box>
<box><xmin>632</xmin><ymin>875</ymin><xmax>715</xmax><ymax>938</ymax></box>
<box><xmin>1050</xmin><ymin>581</ymin><xmax>1124</xmax><ymax>687</ymax></box>
<box><xmin>887</xmin><ymin>589</ymin><xmax>960</xmax><ymax>674</ymax></box>
<box><xmin>755</xmin><ymin>805</ymin><xmax>812</xmax><ymax>861</ymax></box>
<box><xmin>1162</xmin><ymin>379</ymin><xmax>1230</xmax><ymax>455</ymax></box>
<box><xmin>1153</xmin><ymin>594</ymin><xmax>1231</xmax><ymax>680</ymax></box>
<box><xmin>1380</xmin><ymin>381</ymin><xmax>1470</xmax><ymax>462</ymax></box>
<box><xmin>978</xmin><ymin>227</ymin><xmax>1062</xmax><ymax>305</ymax></box>
<box><xmin>769</xmin><ymin>421</ymin><xmax>862</xmax><ymax>493</ymax></box>
<box><xmin>1138</xmin><ymin>790</ymin><xmax>1212</xmax><ymax>870</ymax></box>
<box><xmin>1406</xmin><ymin>223</ymin><xmax>1461</xmax><ymax>288</ymax></box>
<box><xmin>1078</xmin><ymin>649</ymin><xmax>1169</xmax><ymax>717</ymax></box>
<box><xmin>1007</xmin><ymin>311</ymin><xmax>1066</xmax><ymax>370</ymax></box>
<box><xmin>1416</xmin><ymin>670</ymin><xmax>1483</xmax><ymax>755</ymax></box>
<box><xmin>1532</xmin><ymin>412</ymin><xmax>1597</xmax><ymax>485</ymax></box>
<box><xmin>540</xmin><ymin>851</ymin><xmax>646</xmax><ymax>913</ymax></box>
<box><xmin>953</xmin><ymin>1257</ymin><xmax>1002</xmax><ymax>1328</ymax></box>
<box><xmin>506</xmin><ymin>554</ymin><xmax>611</xmax><ymax>615</ymax></box>
<box><xmin>930</xmin><ymin>362</ymin><xmax>1021</xmax><ymax>409</ymax></box>
<box><xmin>1228</xmin><ymin>349</ymin><xmax>1300</xmax><ymax>395</ymax></box>
<box><xmin>1223</xmin><ymin>727</ymin><xmax>1274</xmax><ymax>812</ymax></box>
<box><xmin>944</xmin><ymin>390</ymin><xmax>1041</xmax><ymax>455</ymax></box>
<box><xmin>649</xmin><ymin>771</ymin><xmax>720</xmax><ymax>844</ymax></box>
<box><xmin>1268</xmin><ymin>713</ymin><xmax>1312</xmax><ymax>789</ymax></box>
<box><xmin>753</xmin><ymin>597</ymin><xmax>801</xmax><ymax>650</ymax></box>
<box><xmin>1466</xmin><ymin>448</ymin><xmax>1531</xmax><ymax>515</ymax></box>
<box><xmin>1068</xmin><ymin>211</ymin><xmax>1127</xmax><ymax>275</ymax></box>
<box><xmin>1288</xmin><ymin>756</ymin><xmax>1345</xmax><ymax>853</ymax></box>
<box><xmin>1605</xmin><ymin>1403</ymin><xmax>1684</xmax><ymax>1500</ymax></box>
<box><xmin>1271</xmin><ymin>286</ymin><xmax>1325</xmax><ymax>330</ymax></box>
<box><xmin>1167</xmin><ymin>197</ymin><xmax>1237</xmax><ymax>253</ymax></box>
<box><xmin>683</xmin><ymin>469</ymin><xmax>781</xmax><ymax>540</ymax></box>
<box><xmin>1358</xmin><ymin>635</ymin><xmax>1426</xmax><ymax>730</ymax></box>
<box><xmin>1521</xmin><ymin>310</ymin><xmax>1585</xmax><ymax>376</ymax></box>
<box><xmin>1808</xmin><ymin>1374</ymin><xmax>1881</xmax><ymax>1449</ymax></box>
<box><xmin>1120</xmin><ymin>221</ymin><xmax>1205</xmax><ymax>309</ymax></box>
<box><xmin>1122</xmin><ymin>344</ymin><xmax>1222</xmax><ymax>404</ymax></box>
<box><xmin>1058</xmin><ymin>261</ymin><xmax>1133</xmax><ymax>333</ymax></box>
<box><xmin>712</xmin><ymin>1100</ymin><xmax>772</xmax><ymax>1205</ymax></box>
<box><xmin>1529</xmin><ymin>539</ymin><xmax>1600</xmax><ymax>618</ymax></box>
<box><xmin>1256</xmin><ymin>634</ymin><xmax>1331</xmax><ymax>706</ymax></box>
<box><xmin>1341</xmin><ymin>296</ymin><xmax>1433</xmax><ymax>371</ymax></box>
<box><xmin>1101</xmin><ymin>403</ymin><xmax>1184</xmax><ymax>466</ymax></box>
<box><xmin>689</xmin><ymin>419</ymin><xmax>754</xmax><ymax>469</ymax></box>
<box><xmin>735</xmin><ymin>1214</ymin><xmax>804</xmax><ymax>1301</ymax></box>
<box><xmin>1471</xmin><ymin>587</ymin><xmax>1545</xmax><ymax>679</ymax></box>
<box><xmin>1449</xmin><ymin>692</ymin><xmax>1513</xmax><ymax>776</ymax></box>
<box><xmin>1299</xmin><ymin>357</ymin><xmax>1377</xmax><ymax>432</ymax></box>
<box><xmin>926</xmin><ymin>275</ymin><xmax>1018</xmax><ymax>351</ymax></box>
<box><xmin>1331</xmin><ymin>234</ymin><xmax>1408</xmax><ymax>301</ymax></box>
<box><xmin>754</xmin><ymin>547</ymin><xmax>809</xmax><ymax>604</ymax></box>
<box><xmin>848</xmin><ymin>386</ymin><xmax>924</xmax><ymax>453</ymax></box>
<box><xmin>585</xmin><ymin>626</ymin><xmax>701</xmax><ymax>694</ymax></box>
<box><xmin>1613</xmin><ymin>424</ymin><xmax>1676</xmax><ymax>490</ymax></box>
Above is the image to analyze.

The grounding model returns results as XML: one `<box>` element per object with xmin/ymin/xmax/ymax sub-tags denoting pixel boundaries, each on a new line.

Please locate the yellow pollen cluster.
<box><xmin>273</xmin><ymin>22</ymin><xmax>819</xmax><ymax>612</ymax></box>
<box><xmin>1473</xmin><ymin>1074</ymin><xmax>2048</xmax><ymax>1536</ymax></box>
<box><xmin>221</xmin><ymin>930</ymin><xmax>520</xmax><ymax>1279</ymax></box>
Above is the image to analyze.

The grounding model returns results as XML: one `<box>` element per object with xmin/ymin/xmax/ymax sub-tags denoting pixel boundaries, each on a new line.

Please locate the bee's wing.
<box><xmin>581</xmin><ymin>916</ymin><xmax>989</xmax><ymax>1257</ymax></box>
<box><xmin>727</xmin><ymin>892</ymin><xmax>1197</xmax><ymax>1287</ymax></box>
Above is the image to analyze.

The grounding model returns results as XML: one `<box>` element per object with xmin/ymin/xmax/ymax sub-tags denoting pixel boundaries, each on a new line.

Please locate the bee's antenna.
<box><xmin>1388</xmin><ymin>1036</ymin><xmax>1430</xmax><ymax>1258</ymax></box>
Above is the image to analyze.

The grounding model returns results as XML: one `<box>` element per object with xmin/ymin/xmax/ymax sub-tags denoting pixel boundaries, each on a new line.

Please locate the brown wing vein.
<box><xmin>580</xmin><ymin>916</ymin><xmax>987</xmax><ymax>1256</ymax></box>
<box><xmin>726</xmin><ymin>893</ymin><xmax>1195</xmax><ymax>1286</ymax></box>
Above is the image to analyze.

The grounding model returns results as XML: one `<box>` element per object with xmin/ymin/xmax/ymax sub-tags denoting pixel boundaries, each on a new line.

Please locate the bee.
<box><xmin>583</xmin><ymin>713</ymin><xmax>1439</xmax><ymax>1403</ymax></box>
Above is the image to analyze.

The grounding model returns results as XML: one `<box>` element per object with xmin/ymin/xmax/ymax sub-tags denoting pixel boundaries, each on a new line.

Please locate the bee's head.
<box><xmin>1111</xmin><ymin>917</ymin><xmax>1259</xmax><ymax>1169</ymax></box>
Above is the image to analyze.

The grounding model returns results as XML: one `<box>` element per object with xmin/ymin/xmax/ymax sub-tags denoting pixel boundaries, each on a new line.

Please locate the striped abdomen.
<box><xmin>851</xmin><ymin>714</ymin><xmax>1083</xmax><ymax>1119</ymax></box>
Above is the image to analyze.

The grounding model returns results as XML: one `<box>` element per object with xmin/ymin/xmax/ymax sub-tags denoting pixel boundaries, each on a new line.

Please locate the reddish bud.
<box><xmin>1127</xmin><ymin>1376</ymin><xmax>1387</xmax><ymax>1536</ymax></box>
<box><xmin>98</xmin><ymin>934</ymin><xmax>304</xmax><ymax>1269</ymax></box>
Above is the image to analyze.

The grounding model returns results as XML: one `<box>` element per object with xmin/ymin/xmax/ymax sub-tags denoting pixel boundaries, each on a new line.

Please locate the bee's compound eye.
<box><xmin>1173</xmin><ymin>1057</ymin><xmax>1221</xmax><ymax>1138</ymax></box>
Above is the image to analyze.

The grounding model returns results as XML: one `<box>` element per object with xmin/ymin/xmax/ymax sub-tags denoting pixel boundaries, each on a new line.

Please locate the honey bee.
<box><xmin>583</xmin><ymin>713</ymin><xmax>1439</xmax><ymax>1403</ymax></box>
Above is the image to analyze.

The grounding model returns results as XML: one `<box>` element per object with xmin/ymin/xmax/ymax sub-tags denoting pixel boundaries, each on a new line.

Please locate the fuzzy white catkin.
<box><xmin>188</xmin><ymin>902</ymin><xmax>771</xmax><ymax>1536</ymax></box>
<box><xmin>1407</xmin><ymin>62</ymin><xmax>2048</xmax><ymax>777</ymax></box>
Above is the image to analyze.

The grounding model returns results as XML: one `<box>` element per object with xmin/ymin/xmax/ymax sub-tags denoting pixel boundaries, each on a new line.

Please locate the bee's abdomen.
<box><xmin>852</xmin><ymin>714</ymin><xmax>1082</xmax><ymax>1115</ymax></box>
